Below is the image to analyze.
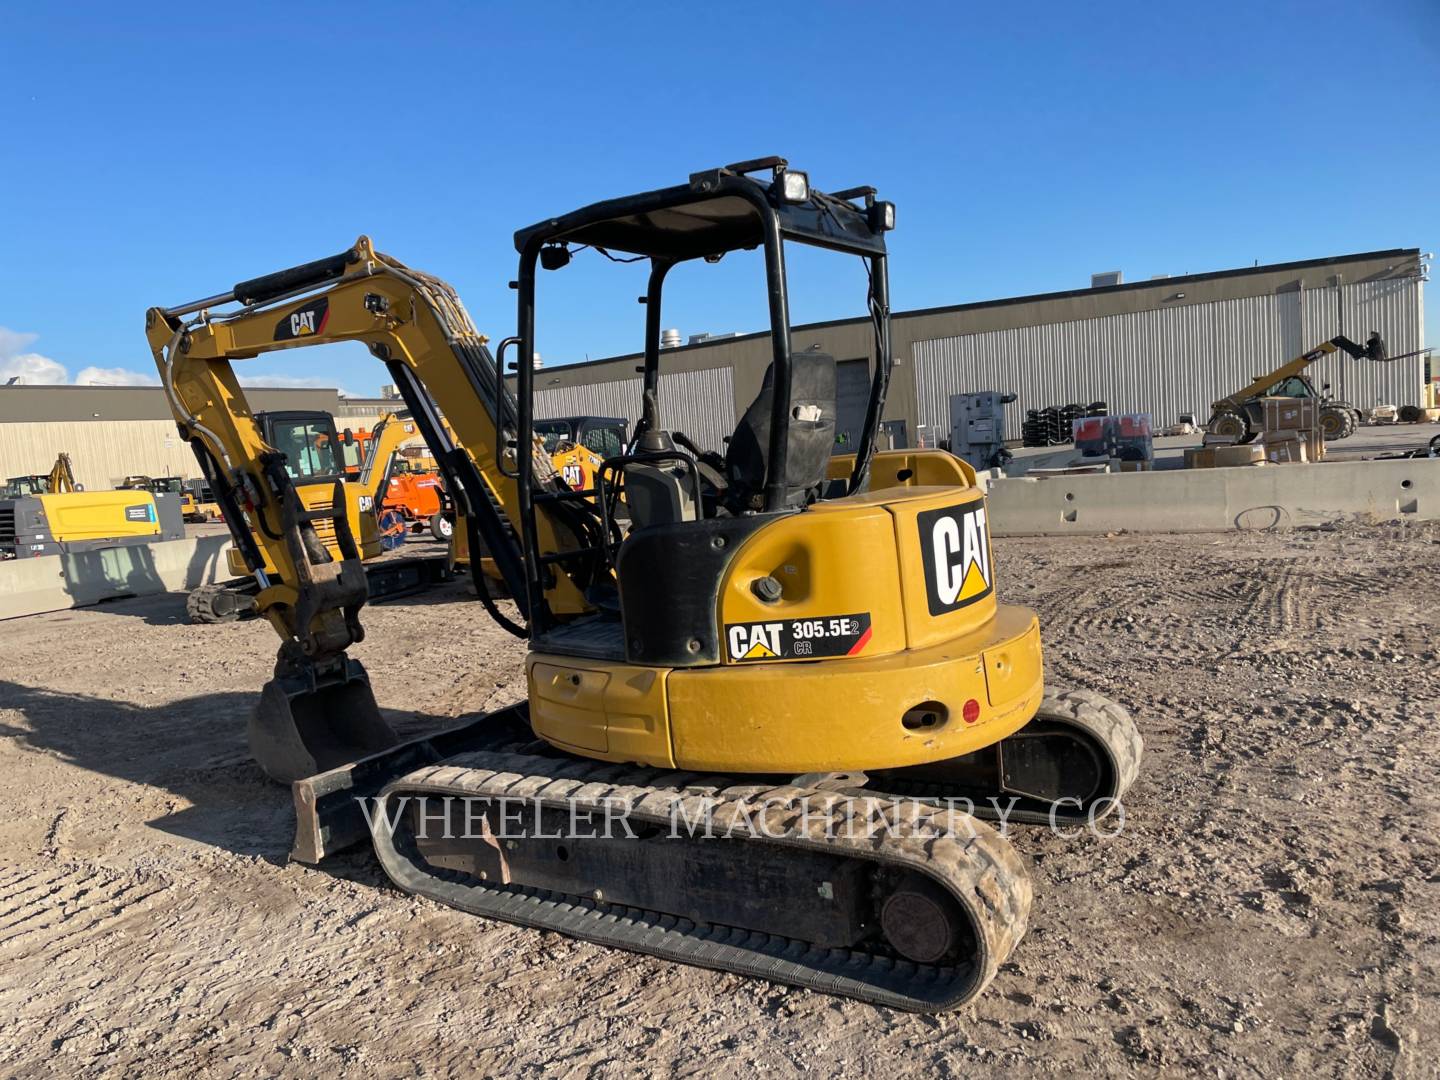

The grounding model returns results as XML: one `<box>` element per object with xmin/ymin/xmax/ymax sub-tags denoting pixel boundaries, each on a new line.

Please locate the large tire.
<box><xmin>1206</xmin><ymin>408</ymin><xmax>1250</xmax><ymax>442</ymax></box>
<box><xmin>1327</xmin><ymin>401</ymin><xmax>1359</xmax><ymax>439</ymax></box>
<box><xmin>1398</xmin><ymin>404</ymin><xmax>1426</xmax><ymax>424</ymax></box>
<box><xmin>1319</xmin><ymin>406</ymin><xmax>1352</xmax><ymax>441</ymax></box>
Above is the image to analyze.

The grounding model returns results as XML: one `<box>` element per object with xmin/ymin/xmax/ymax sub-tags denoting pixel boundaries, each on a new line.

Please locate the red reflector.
<box><xmin>962</xmin><ymin>698</ymin><xmax>981</xmax><ymax>724</ymax></box>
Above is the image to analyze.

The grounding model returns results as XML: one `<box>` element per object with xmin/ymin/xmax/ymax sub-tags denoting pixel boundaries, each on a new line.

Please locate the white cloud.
<box><xmin>0</xmin><ymin>327</ymin><xmax>40</xmax><ymax>356</ymax></box>
<box><xmin>0</xmin><ymin>325</ymin><xmax>67</xmax><ymax>384</ymax></box>
<box><xmin>0</xmin><ymin>351</ymin><xmax>68</xmax><ymax>385</ymax></box>
<box><xmin>74</xmin><ymin>366</ymin><xmax>160</xmax><ymax>387</ymax></box>
<box><xmin>0</xmin><ymin>326</ymin><xmax>350</xmax><ymax>393</ymax></box>
<box><xmin>0</xmin><ymin>325</ymin><xmax>156</xmax><ymax>387</ymax></box>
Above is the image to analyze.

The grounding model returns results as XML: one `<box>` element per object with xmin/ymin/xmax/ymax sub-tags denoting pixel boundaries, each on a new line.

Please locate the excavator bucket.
<box><xmin>249</xmin><ymin>658</ymin><xmax>399</xmax><ymax>784</ymax></box>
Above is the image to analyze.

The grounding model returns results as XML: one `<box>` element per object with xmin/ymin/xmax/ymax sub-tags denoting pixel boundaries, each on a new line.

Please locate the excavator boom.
<box><xmin>146</xmin><ymin>237</ymin><xmax>602</xmax><ymax>778</ymax></box>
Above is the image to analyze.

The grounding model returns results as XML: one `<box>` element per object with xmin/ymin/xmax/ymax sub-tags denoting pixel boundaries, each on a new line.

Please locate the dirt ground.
<box><xmin>1</xmin><ymin>523</ymin><xmax>1437</xmax><ymax>1078</ymax></box>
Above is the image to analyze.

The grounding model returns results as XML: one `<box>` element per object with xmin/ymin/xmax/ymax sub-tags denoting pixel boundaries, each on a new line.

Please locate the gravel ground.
<box><xmin>0</xmin><ymin>524</ymin><xmax>1436</xmax><ymax>1077</ymax></box>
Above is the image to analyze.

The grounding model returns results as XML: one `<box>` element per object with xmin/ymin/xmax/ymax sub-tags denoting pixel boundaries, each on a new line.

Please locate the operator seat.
<box><xmin>724</xmin><ymin>350</ymin><xmax>837</xmax><ymax>512</ymax></box>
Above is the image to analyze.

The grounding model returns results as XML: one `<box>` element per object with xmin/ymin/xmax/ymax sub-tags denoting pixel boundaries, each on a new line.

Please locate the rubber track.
<box><xmin>370</xmin><ymin>751</ymin><xmax>1032</xmax><ymax>1012</ymax></box>
<box><xmin>1020</xmin><ymin>687</ymin><xmax>1144</xmax><ymax>823</ymax></box>
<box><xmin>186</xmin><ymin>581</ymin><xmax>256</xmax><ymax>624</ymax></box>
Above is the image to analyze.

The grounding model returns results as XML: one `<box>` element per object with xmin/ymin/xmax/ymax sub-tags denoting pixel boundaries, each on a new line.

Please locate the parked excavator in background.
<box><xmin>145</xmin><ymin>159</ymin><xmax>1141</xmax><ymax>1012</ymax></box>
<box><xmin>3</xmin><ymin>452</ymin><xmax>80</xmax><ymax>498</ymax></box>
<box><xmin>183</xmin><ymin>477</ymin><xmax>223</xmax><ymax>521</ymax></box>
<box><xmin>1205</xmin><ymin>334</ymin><xmax>1389</xmax><ymax>442</ymax></box>
<box><xmin>342</xmin><ymin>413</ymin><xmax>452</xmax><ymax>542</ymax></box>
<box><xmin>183</xmin><ymin>408</ymin><xmax>449</xmax><ymax>622</ymax></box>
<box><xmin>2</xmin><ymin>450</ymin><xmax>183</xmax><ymax>558</ymax></box>
<box><xmin>119</xmin><ymin>474</ymin><xmax>206</xmax><ymax>522</ymax></box>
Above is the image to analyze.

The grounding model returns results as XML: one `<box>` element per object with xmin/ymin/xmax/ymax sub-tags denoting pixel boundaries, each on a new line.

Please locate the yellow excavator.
<box><xmin>4</xmin><ymin>452</ymin><xmax>79</xmax><ymax>497</ymax></box>
<box><xmin>144</xmin><ymin>158</ymin><xmax>1140</xmax><ymax>1011</ymax></box>
<box><xmin>184</xmin><ymin>408</ymin><xmax>448</xmax><ymax>622</ymax></box>
<box><xmin>1</xmin><ymin>452</ymin><xmax>188</xmax><ymax>559</ymax></box>
<box><xmin>119</xmin><ymin>474</ymin><xmax>206</xmax><ymax>522</ymax></box>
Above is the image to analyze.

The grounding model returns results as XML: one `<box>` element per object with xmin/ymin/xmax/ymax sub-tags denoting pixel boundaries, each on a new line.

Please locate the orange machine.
<box><xmin>348</xmin><ymin>414</ymin><xmax>452</xmax><ymax>541</ymax></box>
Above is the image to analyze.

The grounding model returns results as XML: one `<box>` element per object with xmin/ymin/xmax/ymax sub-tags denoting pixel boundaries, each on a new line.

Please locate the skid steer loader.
<box><xmin>144</xmin><ymin>157</ymin><xmax>1141</xmax><ymax>1011</ymax></box>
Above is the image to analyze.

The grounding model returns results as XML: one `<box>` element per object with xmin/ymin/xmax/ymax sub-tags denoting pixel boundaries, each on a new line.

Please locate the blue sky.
<box><xmin>1</xmin><ymin>1</ymin><xmax>1436</xmax><ymax>396</ymax></box>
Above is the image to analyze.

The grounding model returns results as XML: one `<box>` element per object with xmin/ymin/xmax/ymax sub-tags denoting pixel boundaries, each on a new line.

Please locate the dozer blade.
<box><xmin>250</xmin><ymin>658</ymin><xmax>401</xmax><ymax>785</ymax></box>
<box><xmin>288</xmin><ymin>704</ymin><xmax>534</xmax><ymax>864</ymax></box>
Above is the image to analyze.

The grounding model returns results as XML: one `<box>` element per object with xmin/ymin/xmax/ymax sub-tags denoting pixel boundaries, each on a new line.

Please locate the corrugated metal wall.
<box><xmin>914</xmin><ymin>277</ymin><xmax>1424</xmax><ymax>439</ymax></box>
<box><xmin>535</xmin><ymin>367</ymin><xmax>737</xmax><ymax>453</ymax></box>
<box><xmin>0</xmin><ymin>420</ymin><xmax>200</xmax><ymax>491</ymax></box>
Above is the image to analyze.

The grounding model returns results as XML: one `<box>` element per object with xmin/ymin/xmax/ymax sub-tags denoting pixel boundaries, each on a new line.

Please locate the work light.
<box><xmin>775</xmin><ymin>168</ymin><xmax>810</xmax><ymax>203</ymax></box>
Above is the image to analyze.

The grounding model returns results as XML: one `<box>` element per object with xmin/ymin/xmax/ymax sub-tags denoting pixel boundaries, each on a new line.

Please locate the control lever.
<box><xmin>671</xmin><ymin>430</ymin><xmax>728</xmax><ymax>492</ymax></box>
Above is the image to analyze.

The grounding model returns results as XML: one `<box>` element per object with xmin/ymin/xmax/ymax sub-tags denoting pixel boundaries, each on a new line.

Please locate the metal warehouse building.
<box><xmin>528</xmin><ymin>248</ymin><xmax>1427</xmax><ymax>449</ymax></box>
<box><xmin>0</xmin><ymin>386</ymin><xmax>350</xmax><ymax>491</ymax></box>
<box><xmin>0</xmin><ymin>248</ymin><xmax>1425</xmax><ymax>489</ymax></box>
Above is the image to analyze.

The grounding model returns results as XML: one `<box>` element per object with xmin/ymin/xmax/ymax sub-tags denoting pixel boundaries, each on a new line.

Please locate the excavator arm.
<box><xmin>144</xmin><ymin>236</ymin><xmax>601</xmax><ymax>780</ymax></box>
<box><xmin>47</xmin><ymin>453</ymin><xmax>77</xmax><ymax>494</ymax></box>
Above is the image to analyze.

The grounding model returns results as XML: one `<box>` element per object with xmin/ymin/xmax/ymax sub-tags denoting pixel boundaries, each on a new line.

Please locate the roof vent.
<box><xmin>660</xmin><ymin>329</ymin><xmax>682</xmax><ymax>349</ymax></box>
<box><xmin>1091</xmin><ymin>271</ymin><xmax>1123</xmax><ymax>288</ymax></box>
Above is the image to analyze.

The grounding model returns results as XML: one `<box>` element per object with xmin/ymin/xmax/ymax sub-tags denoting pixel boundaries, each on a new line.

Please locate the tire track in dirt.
<box><xmin>0</xmin><ymin>864</ymin><xmax>171</xmax><ymax>957</ymax></box>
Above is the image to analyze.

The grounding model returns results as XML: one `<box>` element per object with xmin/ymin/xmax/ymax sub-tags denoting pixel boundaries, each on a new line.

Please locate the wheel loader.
<box><xmin>1205</xmin><ymin>334</ymin><xmax>1389</xmax><ymax>443</ymax></box>
<box><xmin>144</xmin><ymin>157</ymin><xmax>1141</xmax><ymax>1011</ymax></box>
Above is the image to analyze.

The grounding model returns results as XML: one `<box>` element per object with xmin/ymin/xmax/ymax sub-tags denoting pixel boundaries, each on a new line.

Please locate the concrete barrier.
<box><xmin>987</xmin><ymin>458</ymin><xmax>1440</xmax><ymax>536</ymax></box>
<box><xmin>0</xmin><ymin>532</ymin><xmax>235</xmax><ymax>620</ymax></box>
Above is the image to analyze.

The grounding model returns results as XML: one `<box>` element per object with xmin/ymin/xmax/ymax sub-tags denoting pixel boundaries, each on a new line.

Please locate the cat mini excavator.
<box><xmin>145</xmin><ymin>158</ymin><xmax>1141</xmax><ymax>1011</ymax></box>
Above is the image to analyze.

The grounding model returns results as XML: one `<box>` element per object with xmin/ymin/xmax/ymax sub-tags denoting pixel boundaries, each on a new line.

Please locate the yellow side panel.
<box><xmin>828</xmin><ymin>448</ymin><xmax>977</xmax><ymax>490</ymax></box>
<box><xmin>291</xmin><ymin>483</ymin><xmax>382</xmax><ymax>561</ymax></box>
<box><xmin>37</xmin><ymin>491</ymin><xmax>160</xmax><ymax>543</ymax></box>
<box><xmin>983</xmin><ymin>621</ymin><xmax>1044</xmax><ymax>708</ymax></box>
<box><xmin>528</xmin><ymin>655</ymin><xmax>676</xmax><ymax>768</ymax></box>
<box><xmin>530</xmin><ymin>660</ymin><xmax>611</xmax><ymax>753</ymax></box>
<box><xmin>668</xmin><ymin>604</ymin><xmax>1042</xmax><ymax>773</ymax></box>
<box><xmin>804</xmin><ymin>485</ymin><xmax>997</xmax><ymax>651</ymax></box>
<box><xmin>716</xmin><ymin>503</ymin><xmax>906</xmax><ymax>662</ymax></box>
<box><xmin>891</xmin><ymin>487</ymin><xmax>998</xmax><ymax>651</ymax></box>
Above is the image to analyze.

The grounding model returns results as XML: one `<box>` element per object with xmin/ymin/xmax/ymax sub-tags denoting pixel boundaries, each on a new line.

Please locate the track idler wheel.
<box><xmin>250</xmin><ymin>654</ymin><xmax>400</xmax><ymax>783</ymax></box>
<box><xmin>881</xmin><ymin>872</ymin><xmax>975</xmax><ymax>965</ymax></box>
